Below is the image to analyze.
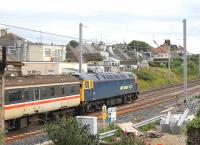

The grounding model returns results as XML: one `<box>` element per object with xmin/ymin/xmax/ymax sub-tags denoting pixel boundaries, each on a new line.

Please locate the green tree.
<box><xmin>128</xmin><ymin>40</ymin><xmax>152</xmax><ymax>52</ymax></box>
<box><xmin>44</xmin><ymin>117</ymin><xmax>98</xmax><ymax>145</ymax></box>
<box><xmin>68</xmin><ymin>40</ymin><xmax>79</xmax><ymax>48</ymax></box>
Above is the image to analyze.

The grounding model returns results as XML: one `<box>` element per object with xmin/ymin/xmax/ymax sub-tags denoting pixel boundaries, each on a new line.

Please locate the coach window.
<box><xmin>50</xmin><ymin>87</ymin><xmax>55</xmax><ymax>97</ymax></box>
<box><xmin>34</xmin><ymin>89</ymin><xmax>40</xmax><ymax>100</ymax></box>
<box><xmin>61</xmin><ymin>86</ymin><xmax>65</xmax><ymax>96</ymax></box>
<box><xmin>24</xmin><ymin>89</ymin><xmax>30</xmax><ymax>101</ymax></box>
<box><xmin>8</xmin><ymin>89</ymin><xmax>22</xmax><ymax>104</ymax></box>
<box><xmin>70</xmin><ymin>86</ymin><xmax>75</xmax><ymax>95</ymax></box>
<box><xmin>40</xmin><ymin>87</ymin><xmax>47</xmax><ymax>99</ymax></box>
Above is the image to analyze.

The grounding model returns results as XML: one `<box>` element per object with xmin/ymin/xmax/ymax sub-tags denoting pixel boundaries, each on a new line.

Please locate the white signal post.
<box><xmin>79</xmin><ymin>23</ymin><xmax>83</xmax><ymax>73</ymax></box>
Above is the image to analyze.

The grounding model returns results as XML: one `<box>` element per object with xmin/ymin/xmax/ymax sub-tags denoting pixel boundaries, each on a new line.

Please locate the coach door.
<box><xmin>84</xmin><ymin>80</ymin><xmax>94</xmax><ymax>101</ymax></box>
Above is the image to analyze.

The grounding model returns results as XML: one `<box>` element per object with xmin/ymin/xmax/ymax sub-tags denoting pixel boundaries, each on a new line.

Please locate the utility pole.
<box><xmin>79</xmin><ymin>23</ymin><xmax>83</xmax><ymax>73</ymax></box>
<box><xmin>0</xmin><ymin>47</ymin><xmax>7</xmax><ymax>132</ymax></box>
<box><xmin>183</xmin><ymin>19</ymin><xmax>188</xmax><ymax>107</ymax></box>
<box><xmin>168</xmin><ymin>41</ymin><xmax>171</xmax><ymax>82</ymax></box>
<box><xmin>136</xmin><ymin>42</ymin><xmax>139</xmax><ymax>69</ymax></box>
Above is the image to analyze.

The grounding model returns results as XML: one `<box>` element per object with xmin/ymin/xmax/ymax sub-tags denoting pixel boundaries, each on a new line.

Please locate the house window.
<box><xmin>55</xmin><ymin>49</ymin><xmax>62</xmax><ymax>61</ymax></box>
<box><xmin>48</xmin><ymin>70</ymin><xmax>55</xmax><ymax>75</ymax></box>
<box><xmin>32</xmin><ymin>70</ymin><xmax>36</xmax><ymax>74</ymax></box>
<box><xmin>9</xmin><ymin>46</ymin><xmax>17</xmax><ymax>57</ymax></box>
<box><xmin>45</xmin><ymin>48</ymin><xmax>51</xmax><ymax>57</ymax></box>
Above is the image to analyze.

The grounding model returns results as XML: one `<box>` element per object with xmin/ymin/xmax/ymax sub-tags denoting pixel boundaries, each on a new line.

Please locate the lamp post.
<box><xmin>0</xmin><ymin>47</ymin><xmax>7</xmax><ymax>132</ymax></box>
<box><xmin>79</xmin><ymin>23</ymin><xmax>83</xmax><ymax>73</ymax></box>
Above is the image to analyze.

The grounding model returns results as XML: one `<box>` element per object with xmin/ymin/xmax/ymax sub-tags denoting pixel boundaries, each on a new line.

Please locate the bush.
<box><xmin>197</xmin><ymin>108</ymin><xmax>200</xmax><ymax>118</ymax></box>
<box><xmin>0</xmin><ymin>132</ymin><xmax>4</xmax><ymax>145</ymax></box>
<box><xmin>111</xmin><ymin>131</ymin><xmax>148</xmax><ymax>145</ymax></box>
<box><xmin>136</xmin><ymin>71</ymin><xmax>154</xmax><ymax>81</ymax></box>
<box><xmin>186</xmin><ymin>117</ymin><xmax>200</xmax><ymax>129</ymax></box>
<box><xmin>44</xmin><ymin>117</ymin><xmax>98</xmax><ymax>145</ymax></box>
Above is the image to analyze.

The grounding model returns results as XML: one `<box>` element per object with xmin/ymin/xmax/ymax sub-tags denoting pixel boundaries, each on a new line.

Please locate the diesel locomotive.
<box><xmin>4</xmin><ymin>72</ymin><xmax>138</xmax><ymax>130</ymax></box>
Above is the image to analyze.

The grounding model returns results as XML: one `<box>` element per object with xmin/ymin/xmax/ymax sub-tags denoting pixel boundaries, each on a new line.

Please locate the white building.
<box><xmin>22</xmin><ymin>62</ymin><xmax>87</xmax><ymax>75</ymax></box>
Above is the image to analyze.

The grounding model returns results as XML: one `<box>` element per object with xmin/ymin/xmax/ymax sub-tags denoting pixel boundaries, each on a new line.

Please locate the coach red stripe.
<box><xmin>5</xmin><ymin>95</ymin><xmax>80</xmax><ymax>110</ymax></box>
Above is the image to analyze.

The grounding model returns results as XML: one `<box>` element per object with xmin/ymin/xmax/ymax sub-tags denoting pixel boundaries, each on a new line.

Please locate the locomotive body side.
<box><xmin>79</xmin><ymin>72</ymin><xmax>138</xmax><ymax>112</ymax></box>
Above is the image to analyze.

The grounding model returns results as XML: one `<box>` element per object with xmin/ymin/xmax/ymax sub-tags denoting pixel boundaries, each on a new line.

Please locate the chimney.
<box><xmin>0</xmin><ymin>29</ymin><xmax>7</xmax><ymax>37</ymax></box>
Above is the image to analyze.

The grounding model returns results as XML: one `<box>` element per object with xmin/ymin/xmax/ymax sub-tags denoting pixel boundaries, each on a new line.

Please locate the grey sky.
<box><xmin>0</xmin><ymin>0</ymin><xmax>199</xmax><ymax>53</ymax></box>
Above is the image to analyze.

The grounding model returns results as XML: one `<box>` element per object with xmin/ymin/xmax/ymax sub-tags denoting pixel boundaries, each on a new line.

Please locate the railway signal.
<box><xmin>102</xmin><ymin>104</ymin><xmax>107</xmax><ymax>128</ymax></box>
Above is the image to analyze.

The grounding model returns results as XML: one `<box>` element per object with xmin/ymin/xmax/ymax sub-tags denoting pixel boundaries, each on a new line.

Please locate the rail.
<box><xmin>99</xmin><ymin>129</ymin><xmax>118</xmax><ymax>139</ymax></box>
<box><xmin>134</xmin><ymin>115</ymin><xmax>162</xmax><ymax>128</ymax></box>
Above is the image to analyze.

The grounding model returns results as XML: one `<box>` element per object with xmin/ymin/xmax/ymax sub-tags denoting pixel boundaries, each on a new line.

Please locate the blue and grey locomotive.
<box><xmin>79</xmin><ymin>72</ymin><xmax>139</xmax><ymax>112</ymax></box>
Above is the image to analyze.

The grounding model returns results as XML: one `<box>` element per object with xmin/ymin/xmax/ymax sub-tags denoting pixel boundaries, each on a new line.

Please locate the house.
<box><xmin>21</xmin><ymin>62</ymin><xmax>87</xmax><ymax>75</ymax></box>
<box><xmin>152</xmin><ymin>46</ymin><xmax>169</xmax><ymax>59</ymax></box>
<box><xmin>0</xmin><ymin>29</ymin><xmax>32</xmax><ymax>61</ymax></box>
<box><xmin>27</xmin><ymin>44</ymin><xmax>66</xmax><ymax>61</ymax></box>
<box><xmin>152</xmin><ymin>42</ymin><xmax>170</xmax><ymax>64</ymax></box>
<box><xmin>0</xmin><ymin>47</ymin><xmax>23</xmax><ymax>76</ymax></box>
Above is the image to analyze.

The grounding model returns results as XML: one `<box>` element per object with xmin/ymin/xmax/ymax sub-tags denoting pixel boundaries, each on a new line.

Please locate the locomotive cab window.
<box><xmin>85</xmin><ymin>81</ymin><xmax>89</xmax><ymax>89</ymax></box>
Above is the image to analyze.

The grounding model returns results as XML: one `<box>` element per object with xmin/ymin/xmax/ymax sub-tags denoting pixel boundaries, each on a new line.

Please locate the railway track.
<box><xmin>6</xmin><ymin>127</ymin><xmax>42</xmax><ymax>144</ymax></box>
<box><xmin>5</xmin><ymin>80</ymin><xmax>200</xmax><ymax>144</ymax></box>
<box><xmin>88</xmin><ymin>80</ymin><xmax>200</xmax><ymax>117</ymax></box>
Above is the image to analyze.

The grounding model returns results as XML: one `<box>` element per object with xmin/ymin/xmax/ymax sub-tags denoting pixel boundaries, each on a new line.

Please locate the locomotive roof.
<box><xmin>79</xmin><ymin>72</ymin><xmax>135</xmax><ymax>81</ymax></box>
<box><xmin>5</xmin><ymin>75</ymin><xmax>79</xmax><ymax>87</ymax></box>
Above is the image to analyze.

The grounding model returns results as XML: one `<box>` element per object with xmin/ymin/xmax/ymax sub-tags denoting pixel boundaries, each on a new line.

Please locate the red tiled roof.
<box><xmin>152</xmin><ymin>46</ymin><xmax>168</xmax><ymax>54</ymax></box>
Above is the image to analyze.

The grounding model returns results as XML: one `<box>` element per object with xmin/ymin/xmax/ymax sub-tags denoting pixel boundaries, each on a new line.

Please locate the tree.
<box><xmin>68</xmin><ymin>40</ymin><xmax>79</xmax><ymax>48</ymax></box>
<box><xmin>44</xmin><ymin>117</ymin><xmax>98</xmax><ymax>145</ymax></box>
<box><xmin>128</xmin><ymin>40</ymin><xmax>152</xmax><ymax>52</ymax></box>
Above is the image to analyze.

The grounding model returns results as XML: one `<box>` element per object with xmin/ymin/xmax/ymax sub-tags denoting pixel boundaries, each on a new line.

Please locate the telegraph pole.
<box><xmin>0</xmin><ymin>47</ymin><xmax>7</xmax><ymax>132</ymax></box>
<box><xmin>199</xmin><ymin>54</ymin><xmax>200</xmax><ymax>76</ymax></box>
<box><xmin>168</xmin><ymin>42</ymin><xmax>171</xmax><ymax>82</ymax></box>
<box><xmin>79</xmin><ymin>23</ymin><xmax>83</xmax><ymax>73</ymax></box>
<box><xmin>183</xmin><ymin>19</ymin><xmax>188</xmax><ymax>107</ymax></box>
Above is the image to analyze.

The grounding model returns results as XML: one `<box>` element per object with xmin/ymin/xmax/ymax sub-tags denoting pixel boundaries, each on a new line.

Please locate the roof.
<box><xmin>152</xmin><ymin>46</ymin><xmax>168</xmax><ymax>55</ymax></box>
<box><xmin>5</xmin><ymin>75</ymin><xmax>79</xmax><ymax>87</ymax></box>
<box><xmin>79</xmin><ymin>72</ymin><xmax>134</xmax><ymax>81</ymax></box>
<box><xmin>66</xmin><ymin>45</ymin><xmax>104</xmax><ymax>62</ymax></box>
<box><xmin>0</xmin><ymin>47</ymin><xmax>23</xmax><ymax>66</ymax></box>
<box><xmin>0</xmin><ymin>33</ymin><xmax>32</xmax><ymax>46</ymax></box>
<box><xmin>83</xmin><ymin>53</ymin><xmax>103</xmax><ymax>61</ymax></box>
<box><xmin>120</xmin><ymin>58</ymin><xmax>137</xmax><ymax>65</ymax></box>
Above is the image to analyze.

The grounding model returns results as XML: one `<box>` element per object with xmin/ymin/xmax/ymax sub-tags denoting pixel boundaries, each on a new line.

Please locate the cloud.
<box><xmin>0</xmin><ymin>0</ymin><xmax>199</xmax><ymax>53</ymax></box>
